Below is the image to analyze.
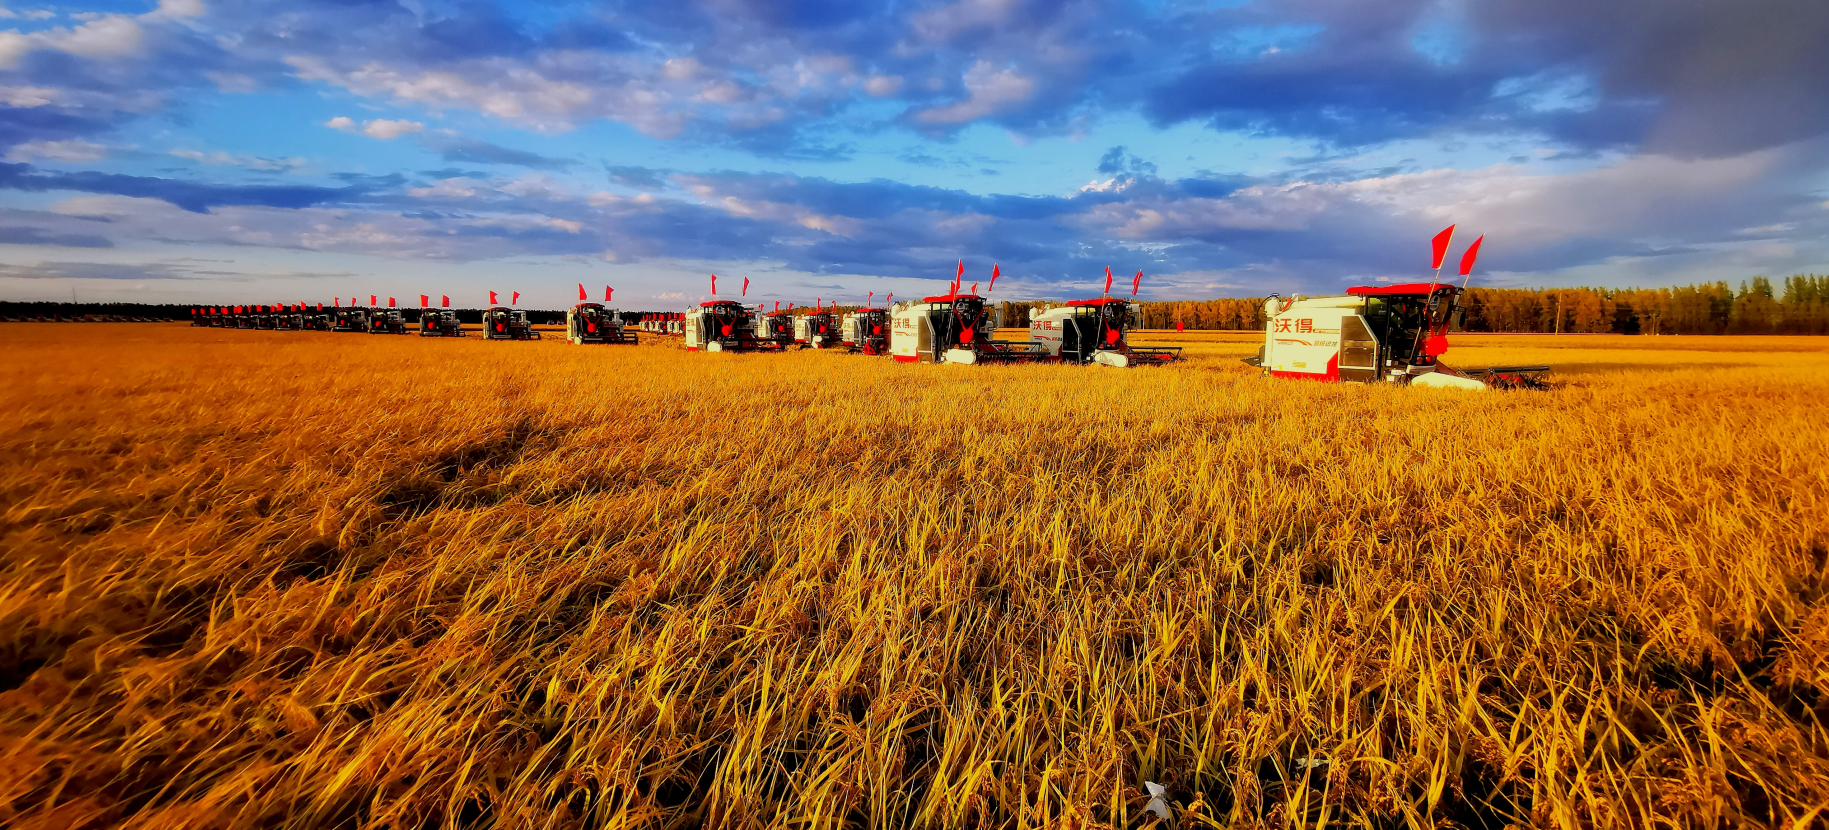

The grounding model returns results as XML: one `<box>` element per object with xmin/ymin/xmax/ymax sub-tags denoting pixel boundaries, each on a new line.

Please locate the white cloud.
<box><xmin>0</xmin><ymin>85</ymin><xmax>57</xmax><ymax>106</ymax></box>
<box><xmin>916</xmin><ymin>61</ymin><xmax>1035</xmax><ymax>123</ymax></box>
<box><xmin>0</xmin><ymin>14</ymin><xmax>142</xmax><ymax>68</ymax></box>
<box><xmin>325</xmin><ymin>116</ymin><xmax>355</xmax><ymax>131</ymax></box>
<box><xmin>544</xmin><ymin>218</ymin><xmax>583</xmax><ymax>233</ymax></box>
<box><xmin>153</xmin><ymin>0</ymin><xmax>205</xmax><ymax>18</ymax></box>
<box><xmin>204</xmin><ymin>72</ymin><xmax>257</xmax><ymax>93</ymax></box>
<box><xmin>7</xmin><ymin>139</ymin><xmax>106</xmax><ymax>162</ymax></box>
<box><xmin>863</xmin><ymin>75</ymin><xmax>903</xmax><ymax>97</ymax></box>
<box><xmin>587</xmin><ymin>191</ymin><xmax>621</xmax><ymax>206</ymax></box>
<box><xmin>362</xmin><ymin>118</ymin><xmax>423</xmax><ymax>139</ymax></box>
<box><xmin>407</xmin><ymin>178</ymin><xmax>477</xmax><ymax>199</ymax></box>
<box><xmin>287</xmin><ymin>56</ymin><xmax>595</xmax><ymax>134</ymax></box>
<box><xmin>0</xmin><ymin>8</ymin><xmax>57</xmax><ymax>21</ymax></box>
<box><xmin>170</xmin><ymin>148</ymin><xmax>306</xmax><ymax>171</ymax></box>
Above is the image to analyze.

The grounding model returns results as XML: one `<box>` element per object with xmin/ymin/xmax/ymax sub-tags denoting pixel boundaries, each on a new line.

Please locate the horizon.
<box><xmin>1</xmin><ymin>1</ymin><xmax>1826</xmax><ymax>307</ymax></box>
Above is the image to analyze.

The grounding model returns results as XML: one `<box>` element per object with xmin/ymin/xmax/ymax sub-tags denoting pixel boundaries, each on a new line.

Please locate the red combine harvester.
<box><xmin>566</xmin><ymin>303</ymin><xmax>637</xmax><ymax>344</ymax></box>
<box><xmin>841</xmin><ymin>308</ymin><xmax>890</xmax><ymax>355</ymax></box>
<box><xmin>482</xmin><ymin>307</ymin><xmax>540</xmax><ymax>340</ymax></box>
<box><xmin>684</xmin><ymin>300</ymin><xmax>769</xmax><ymax>352</ymax></box>
<box><xmin>332</xmin><ymin>308</ymin><xmax>367</xmax><ymax>332</ymax></box>
<box><xmin>1029</xmin><ymin>298</ymin><xmax>1182</xmax><ymax>367</ymax></box>
<box><xmin>889</xmin><ymin>293</ymin><xmax>1048</xmax><ymax>364</ymax></box>
<box><xmin>1250</xmin><ymin>283</ymin><xmax>1549</xmax><ymax>390</ymax></box>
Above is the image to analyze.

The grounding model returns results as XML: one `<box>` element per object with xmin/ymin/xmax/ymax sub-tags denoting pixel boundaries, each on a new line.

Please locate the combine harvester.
<box><xmin>369</xmin><ymin>308</ymin><xmax>409</xmax><ymax>335</ymax></box>
<box><xmin>482</xmin><ymin>306</ymin><xmax>539</xmax><ymax>340</ymax></box>
<box><xmin>759</xmin><ymin>308</ymin><xmax>795</xmax><ymax>350</ymax></box>
<box><xmin>332</xmin><ymin>306</ymin><xmax>367</xmax><ymax>332</ymax></box>
<box><xmin>684</xmin><ymin>275</ymin><xmax>781</xmax><ymax>352</ymax></box>
<box><xmin>841</xmin><ymin>306</ymin><xmax>891</xmax><ymax>355</ymax></box>
<box><xmin>890</xmin><ymin>294</ymin><xmax>1047</xmax><ymax>364</ymax></box>
<box><xmin>566</xmin><ymin>286</ymin><xmax>638</xmax><ymax>345</ymax></box>
<box><xmin>1249</xmin><ymin>228</ymin><xmax>1549</xmax><ymax>390</ymax></box>
<box><xmin>420</xmin><ymin>310</ymin><xmax>463</xmax><ymax>337</ymax></box>
<box><xmin>273</xmin><ymin>305</ymin><xmax>303</xmax><ymax>331</ymax></box>
<box><xmin>1030</xmin><ymin>299</ymin><xmax>1181</xmax><ymax>367</ymax></box>
<box><xmin>796</xmin><ymin>304</ymin><xmax>842</xmax><ymax>349</ymax></box>
<box><xmin>685</xmin><ymin>300</ymin><xmax>766</xmax><ymax>352</ymax></box>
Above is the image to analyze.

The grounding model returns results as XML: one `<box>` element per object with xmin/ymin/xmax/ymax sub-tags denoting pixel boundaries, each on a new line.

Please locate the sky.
<box><xmin>1</xmin><ymin>0</ymin><xmax>1826</xmax><ymax>308</ymax></box>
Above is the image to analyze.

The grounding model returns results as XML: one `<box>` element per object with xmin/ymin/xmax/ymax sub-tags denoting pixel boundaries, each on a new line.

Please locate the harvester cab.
<box><xmin>1030</xmin><ymin>299</ymin><xmax>1182</xmax><ymax>367</ymax></box>
<box><xmin>889</xmin><ymin>293</ymin><xmax>1049</xmax><ymax>364</ymax></box>
<box><xmin>685</xmin><ymin>301</ymin><xmax>763</xmax><ymax>352</ymax></box>
<box><xmin>332</xmin><ymin>309</ymin><xmax>368</xmax><ymax>332</ymax></box>
<box><xmin>842</xmin><ymin>309</ymin><xmax>891</xmax><ymax>354</ymax></box>
<box><xmin>368</xmin><ymin>310</ymin><xmax>408</xmax><ymax>334</ymax></box>
<box><xmin>567</xmin><ymin>303</ymin><xmax>638</xmax><ymax>344</ymax></box>
<box><xmin>796</xmin><ymin>311</ymin><xmax>841</xmax><ymax>349</ymax></box>
<box><xmin>481</xmin><ymin>307</ymin><xmax>539</xmax><ymax>340</ymax></box>
<box><xmin>419</xmin><ymin>310</ymin><xmax>463</xmax><ymax>337</ymax></box>
<box><xmin>1253</xmin><ymin>283</ymin><xmax>1549</xmax><ymax>390</ymax></box>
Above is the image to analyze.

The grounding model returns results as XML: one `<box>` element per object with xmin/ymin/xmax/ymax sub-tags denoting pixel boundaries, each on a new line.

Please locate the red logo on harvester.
<box><xmin>1274</xmin><ymin>319</ymin><xmax>1292</xmax><ymax>333</ymax></box>
<box><xmin>1297</xmin><ymin>318</ymin><xmax>1314</xmax><ymax>333</ymax></box>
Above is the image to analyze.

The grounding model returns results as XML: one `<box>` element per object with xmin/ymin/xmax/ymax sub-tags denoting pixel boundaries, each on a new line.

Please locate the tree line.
<box><xmin>998</xmin><ymin>274</ymin><xmax>1829</xmax><ymax>334</ymax></box>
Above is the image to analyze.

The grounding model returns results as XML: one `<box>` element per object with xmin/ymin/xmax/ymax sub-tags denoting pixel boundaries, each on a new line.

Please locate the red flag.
<box><xmin>1103</xmin><ymin>266</ymin><xmax>1113</xmax><ymax>296</ymax></box>
<box><xmin>1458</xmin><ymin>235</ymin><xmax>1484</xmax><ymax>276</ymax></box>
<box><xmin>953</xmin><ymin>259</ymin><xmax>963</xmax><ymax>294</ymax></box>
<box><xmin>317</xmin><ymin>302</ymin><xmax>323</xmax><ymax>312</ymax></box>
<box><xmin>886</xmin><ymin>292</ymin><xmax>892</xmax><ymax>305</ymax></box>
<box><xmin>605</xmin><ymin>286</ymin><xmax>613</xmax><ymax>302</ymax></box>
<box><xmin>774</xmin><ymin>301</ymin><xmax>780</xmax><ymax>312</ymax></box>
<box><xmin>334</xmin><ymin>297</ymin><xmax>340</xmax><ymax>307</ymax></box>
<box><xmin>420</xmin><ymin>294</ymin><xmax>429</xmax><ymax>308</ymax></box>
<box><xmin>489</xmin><ymin>291</ymin><xmax>498</xmax><ymax>305</ymax></box>
<box><xmin>710</xmin><ymin>274</ymin><xmax>718</xmax><ymax>295</ymax></box>
<box><xmin>512</xmin><ymin>291</ymin><xmax>520</xmax><ymax>305</ymax></box>
<box><xmin>577</xmin><ymin>283</ymin><xmax>586</xmax><ymax>302</ymax></box>
<box><xmin>741</xmin><ymin>276</ymin><xmax>749</xmax><ymax>296</ymax></box>
<box><xmin>388</xmin><ymin>297</ymin><xmax>396</xmax><ymax>308</ymax></box>
<box><xmin>441</xmin><ymin>295</ymin><xmax>449</xmax><ymax>308</ymax></box>
<box><xmin>970</xmin><ymin>282</ymin><xmax>978</xmax><ymax>295</ymax></box>
<box><xmin>1176</xmin><ymin>320</ymin><xmax>1184</xmax><ymax>332</ymax></box>
<box><xmin>989</xmin><ymin>264</ymin><xmax>1000</xmax><ymax>292</ymax></box>
<box><xmin>1431</xmin><ymin>224</ymin><xmax>1456</xmax><ymax>270</ymax></box>
<box><xmin>1132</xmin><ymin>269</ymin><xmax>1142</xmax><ymax>297</ymax></box>
<box><xmin>787</xmin><ymin>302</ymin><xmax>793</xmax><ymax>310</ymax></box>
<box><xmin>370</xmin><ymin>295</ymin><xmax>377</xmax><ymax>306</ymax></box>
<box><xmin>868</xmin><ymin>290</ymin><xmax>874</xmax><ymax>306</ymax></box>
<box><xmin>816</xmin><ymin>298</ymin><xmax>821</xmax><ymax>310</ymax></box>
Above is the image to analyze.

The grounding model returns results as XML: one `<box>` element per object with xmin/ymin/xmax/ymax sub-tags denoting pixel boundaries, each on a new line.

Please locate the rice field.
<box><xmin>1</xmin><ymin>324</ymin><xmax>1825</xmax><ymax>829</ymax></box>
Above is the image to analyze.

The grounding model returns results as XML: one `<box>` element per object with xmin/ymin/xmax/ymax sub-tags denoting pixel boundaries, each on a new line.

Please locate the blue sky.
<box><xmin>1</xmin><ymin>0</ymin><xmax>1826</xmax><ymax>308</ymax></box>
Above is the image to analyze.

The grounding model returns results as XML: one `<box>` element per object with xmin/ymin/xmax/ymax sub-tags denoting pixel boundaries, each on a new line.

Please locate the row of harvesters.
<box><xmin>190</xmin><ymin>305</ymin><xmax>545</xmax><ymax>340</ymax></box>
<box><xmin>674</xmin><ymin>291</ymin><xmax>1178</xmax><ymax>367</ymax></box>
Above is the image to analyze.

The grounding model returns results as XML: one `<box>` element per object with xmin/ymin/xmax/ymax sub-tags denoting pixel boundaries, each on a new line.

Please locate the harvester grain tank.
<box><xmin>1250</xmin><ymin>283</ymin><xmax>1548</xmax><ymax>389</ymax></box>
<box><xmin>420</xmin><ymin>310</ymin><xmax>464</xmax><ymax>337</ymax></box>
<box><xmin>1029</xmin><ymin>299</ymin><xmax>1182</xmax><ymax>367</ymax></box>
<box><xmin>482</xmin><ymin>306</ymin><xmax>540</xmax><ymax>340</ymax></box>
<box><xmin>566</xmin><ymin>303</ymin><xmax>638</xmax><ymax>344</ymax></box>
<box><xmin>685</xmin><ymin>300</ymin><xmax>768</xmax><ymax>352</ymax></box>
<box><xmin>841</xmin><ymin>308</ymin><xmax>890</xmax><ymax>355</ymax></box>
<box><xmin>889</xmin><ymin>293</ymin><xmax>1048</xmax><ymax>364</ymax></box>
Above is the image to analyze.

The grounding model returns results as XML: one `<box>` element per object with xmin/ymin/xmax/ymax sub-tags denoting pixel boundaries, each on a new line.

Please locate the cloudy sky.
<box><xmin>1</xmin><ymin>0</ymin><xmax>1826</xmax><ymax>307</ymax></box>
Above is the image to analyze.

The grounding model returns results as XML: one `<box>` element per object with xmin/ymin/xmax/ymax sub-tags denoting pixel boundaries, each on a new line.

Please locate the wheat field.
<box><xmin>1</xmin><ymin>324</ymin><xmax>1825</xmax><ymax>829</ymax></box>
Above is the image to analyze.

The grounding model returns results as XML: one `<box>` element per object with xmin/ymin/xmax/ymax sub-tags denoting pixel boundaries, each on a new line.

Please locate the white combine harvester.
<box><xmin>795</xmin><ymin>310</ymin><xmax>842</xmax><ymax>349</ymax></box>
<box><xmin>1250</xmin><ymin>282</ymin><xmax>1548</xmax><ymax>389</ymax></box>
<box><xmin>566</xmin><ymin>302</ymin><xmax>638</xmax><ymax>345</ymax></box>
<box><xmin>1028</xmin><ymin>298</ymin><xmax>1182</xmax><ymax>367</ymax></box>
<box><xmin>685</xmin><ymin>300</ymin><xmax>770</xmax><ymax>352</ymax></box>
<box><xmin>841</xmin><ymin>308</ymin><xmax>891</xmax><ymax>355</ymax></box>
<box><xmin>890</xmin><ymin>292</ymin><xmax>1048</xmax><ymax>364</ymax></box>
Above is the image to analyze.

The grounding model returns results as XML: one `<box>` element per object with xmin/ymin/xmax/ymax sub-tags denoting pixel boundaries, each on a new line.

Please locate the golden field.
<box><xmin>1</xmin><ymin>324</ymin><xmax>1825</xmax><ymax>829</ymax></box>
